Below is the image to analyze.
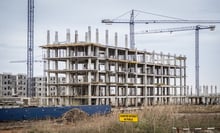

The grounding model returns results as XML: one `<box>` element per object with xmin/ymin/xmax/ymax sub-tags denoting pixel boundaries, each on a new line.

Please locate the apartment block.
<box><xmin>0</xmin><ymin>73</ymin><xmax>16</xmax><ymax>97</ymax></box>
<box><xmin>16</xmin><ymin>74</ymin><xmax>27</xmax><ymax>97</ymax></box>
<box><xmin>34</xmin><ymin>77</ymin><xmax>47</xmax><ymax>97</ymax></box>
<box><xmin>41</xmin><ymin>28</ymin><xmax>187</xmax><ymax>107</ymax></box>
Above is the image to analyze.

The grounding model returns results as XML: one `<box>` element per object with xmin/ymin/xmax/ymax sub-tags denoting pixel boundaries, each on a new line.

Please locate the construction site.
<box><xmin>2</xmin><ymin>1</ymin><xmax>220</xmax><ymax>133</ymax></box>
<box><xmin>1</xmin><ymin>4</ymin><xmax>220</xmax><ymax>107</ymax></box>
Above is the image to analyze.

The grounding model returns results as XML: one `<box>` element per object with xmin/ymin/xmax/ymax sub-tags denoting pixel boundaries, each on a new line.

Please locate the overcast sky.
<box><xmin>0</xmin><ymin>0</ymin><xmax>220</xmax><ymax>91</ymax></box>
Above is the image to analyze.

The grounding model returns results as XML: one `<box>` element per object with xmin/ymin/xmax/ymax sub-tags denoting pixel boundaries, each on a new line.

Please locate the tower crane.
<box><xmin>135</xmin><ymin>25</ymin><xmax>216</xmax><ymax>96</ymax></box>
<box><xmin>27</xmin><ymin>0</ymin><xmax>34</xmax><ymax>97</ymax></box>
<box><xmin>102</xmin><ymin>9</ymin><xmax>220</xmax><ymax>49</ymax></box>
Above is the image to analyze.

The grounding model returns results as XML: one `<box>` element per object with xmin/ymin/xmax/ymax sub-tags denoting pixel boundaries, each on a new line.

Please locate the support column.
<box><xmin>88</xmin><ymin>45</ymin><xmax>92</xmax><ymax>105</ymax></box>
<box><xmin>174</xmin><ymin>54</ymin><xmax>177</xmax><ymax>104</ymax></box>
<box><xmin>88</xmin><ymin>26</ymin><xmax>91</xmax><ymax>42</ymax></box>
<box><xmin>55</xmin><ymin>49</ymin><xmax>58</xmax><ymax>98</ymax></box>
<box><xmin>46</xmin><ymin>49</ymin><xmax>50</xmax><ymax>106</ymax></box>
<box><xmin>115</xmin><ymin>32</ymin><xmax>118</xmax><ymax>47</ymax></box>
<box><xmin>66</xmin><ymin>47</ymin><xmax>70</xmax><ymax>105</ymax></box>
<box><xmin>105</xmin><ymin>30</ymin><xmax>109</xmax><ymax>45</ymax></box>
<box><xmin>96</xmin><ymin>28</ymin><xmax>99</xmax><ymax>43</ymax></box>
<box><xmin>66</xmin><ymin>29</ymin><xmax>71</xmax><ymax>43</ymax></box>
<box><xmin>75</xmin><ymin>30</ymin><xmax>78</xmax><ymax>43</ymax></box>
<box><xmin>47</xmin><ymin>30</ymin><xmax>50</xmax><ymax>44</ymax></box>
<box><xmin>55</xmin><ymin>31</ymin><xmax>58</xmax><ymax>44</ymax></box>
<box><xmin>125</xmin><ymin>34</ymin><xmax>128</xmax><ymax>48</ymax></box>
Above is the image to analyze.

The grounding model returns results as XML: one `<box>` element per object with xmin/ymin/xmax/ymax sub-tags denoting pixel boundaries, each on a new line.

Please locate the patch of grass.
<box><xmin>2</xmin><ymin>105</ymin><xmax>220</xmax><ymax>133</ymax></box>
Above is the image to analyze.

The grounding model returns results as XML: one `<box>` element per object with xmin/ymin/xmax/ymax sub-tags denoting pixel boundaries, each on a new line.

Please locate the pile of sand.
<box><xmin>62</xmin><ymin>108</ymin><xmax>88</xmax><ymax>123</ymax></box>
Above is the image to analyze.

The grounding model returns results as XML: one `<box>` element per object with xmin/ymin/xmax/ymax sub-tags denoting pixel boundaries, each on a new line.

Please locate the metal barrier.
<box><xmin>0</xmin><ymin>105</ymin><xmax>111</xmax><ymax>121</ymax></box>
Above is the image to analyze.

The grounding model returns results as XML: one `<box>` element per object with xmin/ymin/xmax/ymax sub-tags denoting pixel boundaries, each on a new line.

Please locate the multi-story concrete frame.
<box><xmin>41</xmin><ymin>28</ymin><xmax>187</xmax><ymax>107</ymax></box>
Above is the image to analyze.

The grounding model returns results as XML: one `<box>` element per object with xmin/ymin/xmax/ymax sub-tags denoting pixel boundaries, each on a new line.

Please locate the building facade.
<box><xmin>16</xmin><ymin>74</ymin><xmax>27</xmax><ymax>97</ymax></box>
<box><xmin>0</xmin><ymin>73</ymin><xmax>16</xmax><ymax>97</ymax></box>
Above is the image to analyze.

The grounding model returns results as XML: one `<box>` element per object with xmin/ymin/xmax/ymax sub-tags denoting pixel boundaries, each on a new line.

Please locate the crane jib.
<box><xmin>102</xmin><ymin>19</ymin><xmax>220</xmax><ymax>24</ymax></box>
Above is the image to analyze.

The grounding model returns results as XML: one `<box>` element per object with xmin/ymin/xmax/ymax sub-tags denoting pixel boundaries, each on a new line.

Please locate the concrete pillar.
<box><xmin>46</xmin><ymin>49</ymin><xmax>50</xmax><ymax>103</ymax></box>
<box><xmin>55</xmin><ymin>31</ymin><xmax>58</xmax><ymax>44</ymax></box>
<box><xmin>125</xmin><ymin>34</ymin><xmax>128</xmax><ymax>48</ymax></box>
<box><xmin>190</xmin><ymin>86</ymin><xmax>193</xmax><ymax>96</ymax></box>
<box><xmin>85</xmin><ymin>32</ymin><xmax>88</xmax><ymax>42</ymax></box>
<box><xmin>88</xmin><ymin>45</ymin><xmax>92</xmax><ymax>105</ymax></box>
<box><xmin>96</xmin><ymin>85</ymin><xmax>99</xmax><ymax>105</ymax></box>
<box><xmin>96</xmin><ymin>28</ymin><xmax>99</xmax><ymax>43</ymax></box>
<box><xmin>66</xmin><ymin>48</ymin><xmax>70</xmax><ymax>99</ymax></box>
<box><xmin>203</xmin><ymin>85</ymin><xmax>205</xmax><ymax>96</ymax></box>
<box><xmin>47</xmin><ymin>30</ymin><xmax>50</xmax><ymax>44</ymax></box>
<box><xmin>115</xmin><ymin>86</ymin><xmax>118</xmax><ymax>107</ymax></box>
<box><xmin>106</xmin><ymin>86</ymin><xmax>109</xmax><ymax>105</ymax></box>
<box><xmin>186</xmin><ymin>86</ymin><xmax>189</xmax><ymax>96</ymax></box>
<box><xmin>88</xmin><ymin>85</ymin><xmax>92</xmax><ymax>105</ymax></box>
<box><xmin>206</xmin><ymin>85</ymin><xmax>209</xmax><ymax>96</ymax></box>
<box><xmin>75</xmin><ymin>30</ymin><xmax>78</xmax><ymax>43</ymax></box>
<box><xmin>143</xmin><ymin>86</ymin><xmax>147</xmax><ymax>106</ymax></box>
<box><xmin>88</xmin><ymin>26</ymin><xmax>91</xmax><ymax>42</ymax></box>
<box><xmin>115</xmin><ymin>32</ymin><xmax>118</xmax><ymax>47</ymax></box>
<box><xmin>173</xmin><ymin>54</ymin><xmax>177</xmax><ymax>103</ymax></box>
<box><xmin>125</xmin><ymin>85</ymin><xmax>128</xmax><ymax>107</ymax></box>
<box><xmin>66</xmin><ymin>28</ymin><xmax>71</xmax><ymax>43</ymax></box>
<box><xmin>183</xmin><ymin>55</ymin><xmax>187</xmax><ymax>96</ymax></box>
<box><xmin>105</xmin><ymin>30</ymin><xmax>109</xmax><ymax>45</ymax></box>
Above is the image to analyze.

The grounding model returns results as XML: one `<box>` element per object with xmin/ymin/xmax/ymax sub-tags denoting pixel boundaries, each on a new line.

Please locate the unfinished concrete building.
<box><xmin>41</xmin><ymin>27</ymin><xmax>187</xmax><ymax>107</ymax></box>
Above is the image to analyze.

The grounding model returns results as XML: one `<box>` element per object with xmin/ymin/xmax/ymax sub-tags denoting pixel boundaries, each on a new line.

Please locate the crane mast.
<box><xmin>27</xmin><ymin>0</ymin><xmax>34</xmax><ymax>97</ymax></box>
<box><xmin>195</xmin><ymin>26</ymin><xmax>200</xmax><ymax>97</ymax></box>
<box><xmin>136</xmin><ymin>25</ymin><xmax>215</xmax><ymax>96</ymax></box>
